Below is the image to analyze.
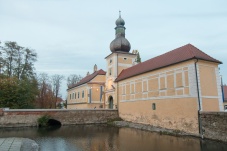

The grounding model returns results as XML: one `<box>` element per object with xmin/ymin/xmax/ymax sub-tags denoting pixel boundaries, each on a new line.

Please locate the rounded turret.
<box><xmin>109</xmin><ymin>11</ymin><xmax>131</xmax><ymax>53</ymax></box>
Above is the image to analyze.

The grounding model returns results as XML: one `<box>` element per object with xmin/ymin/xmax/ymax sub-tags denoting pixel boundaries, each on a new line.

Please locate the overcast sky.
<box><xmin>1</xmin><ymin>0</ymin><xmax>227</xmax><ymax>98</ymax></box>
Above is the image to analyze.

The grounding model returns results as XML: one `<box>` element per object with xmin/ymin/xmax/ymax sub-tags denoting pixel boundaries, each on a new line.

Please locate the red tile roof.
<box><xmin>115</xmin><ymin>44</ymin><xmax>222</xmax><ymax>82</ymax></box>
<box><xmin>68</xmin><ymin>69</ymin><xmax>106</xmax><ymax>89</ymax></box>
<box><xmin>224</xmin><ymin>85</ymin><xmax>227</xmax><ymax>101</ymax></box>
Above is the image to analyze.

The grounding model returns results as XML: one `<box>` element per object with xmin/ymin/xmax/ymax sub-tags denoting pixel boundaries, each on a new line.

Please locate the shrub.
<box><xmin>37</xmin><ymin>115</ymin><xmax>50</xmax><ymax>127</ymax></box>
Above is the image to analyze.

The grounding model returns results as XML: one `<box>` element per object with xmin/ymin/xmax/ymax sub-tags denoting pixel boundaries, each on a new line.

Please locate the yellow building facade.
<box><xmin>67</xmin><ymin>13</ymin><xmax>223</xmax><ymax>135</ymax></box>
<box><xmin>117</xmin><ymin>59</ymin><xmax>223</xmax><ymax>135</ymax></box>
<box><xmin>67</xmin><ymin>68</ymin><xmax>106</xmax><ymax>109</ymax></box>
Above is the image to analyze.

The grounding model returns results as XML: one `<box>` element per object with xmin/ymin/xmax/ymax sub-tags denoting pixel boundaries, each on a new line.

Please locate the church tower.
<box><xmin>105</xmin><ymin>11</ymin><xmax>137</xmax><ymax>109</ymax></box>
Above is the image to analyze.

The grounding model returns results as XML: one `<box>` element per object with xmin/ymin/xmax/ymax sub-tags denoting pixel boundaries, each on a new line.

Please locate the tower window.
<box><xmin>110</xmin><ymin>59</ymin><xmax>112</xmax><ymax>63</ymax></box>
<box><xmin>124</xmin><ymin>58</ymin><xmax>127</xmax><ymax>60</ymax></box>
<box><xmin>109</xmin><ymin>68</ymin><xmax>112</xmax><ymax>75</ymax></box>
<box><xmin>152</xmin><ymin>103</ymin><xmax>156</xmax><ymax>110</ymax></box>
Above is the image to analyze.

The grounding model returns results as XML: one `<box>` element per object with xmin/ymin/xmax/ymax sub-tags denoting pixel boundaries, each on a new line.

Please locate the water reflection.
<box><xmin>0</xmin><ymin>125</ymin><xmax>226</xmax><ymax>151</ymax></box>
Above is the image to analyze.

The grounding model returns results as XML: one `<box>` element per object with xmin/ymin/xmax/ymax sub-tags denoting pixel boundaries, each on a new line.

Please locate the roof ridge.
<box><xmin>68</xmin><ymin>69</ymin><xmax>106</xmax><ymax>89</ymax></box>
<box><xmin>187</xmin><ymin>44</ymin><xmax>197</xmax><ymax>58</ymax></box>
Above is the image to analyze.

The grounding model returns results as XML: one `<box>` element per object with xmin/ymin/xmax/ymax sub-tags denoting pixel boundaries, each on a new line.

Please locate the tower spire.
<box><xmin>109</xmin><ymin>12</ymin><xmax>131</xmax><ymax>53</ymax></box>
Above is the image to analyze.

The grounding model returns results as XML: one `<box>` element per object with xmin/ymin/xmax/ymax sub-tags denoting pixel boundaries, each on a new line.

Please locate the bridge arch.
<box><xmin>48</xmin><ymin>119</ymin><xmax>61</xmax><ymax>126</ymax></box>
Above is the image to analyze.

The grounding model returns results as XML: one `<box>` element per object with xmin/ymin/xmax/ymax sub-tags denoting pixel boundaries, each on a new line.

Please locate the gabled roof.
<box><xmin>224</xmin><ymin>85</ymin><xmax>227</xmax><ymax>101</ymax></box>
<box><xmin>68</xmin><ymin>69</ymin><xmax>106</xmax><ymax>90</ymax></box>
<box><xmin>115</xmin><ymin>44</ymin><xmax>222</xmax><ymax>82</ymax></box>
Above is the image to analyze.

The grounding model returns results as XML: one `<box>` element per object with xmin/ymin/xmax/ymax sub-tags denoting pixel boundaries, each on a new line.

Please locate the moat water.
<box><xmin>0</xmin><ymin>125</ymin><xmax>227</xmax><ymax>151</ymax></box>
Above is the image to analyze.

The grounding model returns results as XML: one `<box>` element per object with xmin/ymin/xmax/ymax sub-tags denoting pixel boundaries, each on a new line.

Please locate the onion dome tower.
<box><xmin>110</xmin><ymin>11</ymin><xmax>131</xmax><ymax>52</ymax></box>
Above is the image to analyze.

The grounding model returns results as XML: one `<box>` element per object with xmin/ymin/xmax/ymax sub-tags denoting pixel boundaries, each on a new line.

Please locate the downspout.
<box><xmin>117</xmin><ymin>53</ymin><xmax>118</xmax><ymax>76</ymax></box>
<box><xmin>89</xmin><ymin>88</ymin><xmax>92</xmax><ymax>103</ymax></box>
<box><xmin>103</xmin><ymin>89</ymin><xmax>105</xmax><ymax>109</ymax></box>
<box><xmin>116</xmin><ymin>53</ymin><xmax>119</xmax><ymax>110</ymax></box>
<box><xmin>221</xmin><ymin>75</ymin><xmax>224</xmax><ymax>103</ymax></box>
<box><xmin>194</xmin><ymin>59</ymin><xmax>203</xmax><ymax>138</ymax></box>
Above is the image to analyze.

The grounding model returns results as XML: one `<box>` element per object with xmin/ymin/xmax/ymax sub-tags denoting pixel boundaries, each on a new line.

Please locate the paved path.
<box><xmin>0</xmin><ymin>138</ymin><xmax>22</xmax><ymax>151</ymax></box>
<box><xmin>0</xmin><ymin>138</ymin><xmax>39</xmax><ymax>151</ymax></box>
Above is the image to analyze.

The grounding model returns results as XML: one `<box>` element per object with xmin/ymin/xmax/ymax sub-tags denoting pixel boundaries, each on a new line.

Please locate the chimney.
<box><xmin>94</xmin><ymin>64</ymin><xmax>97</xmax><ymax>72</ymax></box>
<box><xmin>87</xmin><ymin>72</ymin><xmax>90</xmax><ymax>76</ymax></box>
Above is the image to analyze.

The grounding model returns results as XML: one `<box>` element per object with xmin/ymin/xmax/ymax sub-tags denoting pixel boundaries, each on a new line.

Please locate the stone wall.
<box><xmin>0</xmin><ymin>109</ymin><xmax>118</xmax><ymax>127</ymax></box>
<box><xmin>200</xmin><ymin>111</ymin><xmax>227</xmax><ymax>142</ymax></box>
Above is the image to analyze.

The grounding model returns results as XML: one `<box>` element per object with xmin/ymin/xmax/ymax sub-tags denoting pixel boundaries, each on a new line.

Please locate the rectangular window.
<box><xmin>122</xmin><ymin>85</ymin><xmax>126</xmax><ymax>95</ymax></box>
<box><xmin>143</xmin><ymin>80</ymin><xmax>148</xmax><ymax>92</ymax></box>
<box><xmin>75</xmin><ymin>93</ymin><xmax>76</xmax><ymax>99</ymax></box>
<box><xmin>130</xmin><ymin>83</ymin><xmax>135</xmax><ymax>94</ymax></box>
<box><xmin>72</xmin><ymin>93</ymin><xmax>74</xmax><ymax>99</ymax></box>
<box><xmin>78</xmin><ymin>92</ymin><xmax>80</xmax><ymax>98</ymax></box>
<box><xmin>176</xmin><ymin>72</ymin><xmax>183</xmax><ymax>87</ymax></box>
<box><xmin>159</xmin><ymin>75</ymin><xmax>166</xmax><ymax>90</ymax></box>
<box><xmin>82</xmin><ymin>90</ymin><xmax>84</xmax><ymax>98</ymax></box>
<box><xmin>70</xmin><ymin>94</ymin><xmax>71</xmax><ymax>100</ymax></box>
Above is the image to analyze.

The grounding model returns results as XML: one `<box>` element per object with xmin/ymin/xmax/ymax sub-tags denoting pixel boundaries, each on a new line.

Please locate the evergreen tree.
<box><xmin>136</xmin><ymin>52</ymin><xmax>141</xmax><ymax>63</ymax></box>
<box><xmin>132</xmin><ymin>49</ymin><xmax>141</xmax><ymax>63</ymax></box>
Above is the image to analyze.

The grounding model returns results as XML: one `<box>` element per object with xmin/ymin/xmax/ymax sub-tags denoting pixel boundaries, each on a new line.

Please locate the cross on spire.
<box><xmin>119</xmin><ymin>10</ymin><xmax>121</xmax><ymax>17</ymax></box>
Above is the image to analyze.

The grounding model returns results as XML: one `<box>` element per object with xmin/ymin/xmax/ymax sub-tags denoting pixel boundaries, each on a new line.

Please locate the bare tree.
<box><xmin>52</xmin><ymin>74</ymin><xmax>64</xmax><ymax>108</ymax></box>
<box><xmin>67</xmin><ymin>74</ymin><xmax>82</xmax><ymax>88</ymax></box>
<box><xmin>36</xmin><ymin>73</ymin><xmax>53</xmax><ymax>108</ymax></box>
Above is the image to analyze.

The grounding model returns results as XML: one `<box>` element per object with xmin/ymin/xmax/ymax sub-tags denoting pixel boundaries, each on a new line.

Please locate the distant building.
<box><xmin>67</xmin><ymin>13</ymin><xmax>223</xmax><ymax>135</ymax></box>
<box><xmin>56</xmin><ymin>97</ymin><xmax>65</xmax><ymax>109</ymax></box>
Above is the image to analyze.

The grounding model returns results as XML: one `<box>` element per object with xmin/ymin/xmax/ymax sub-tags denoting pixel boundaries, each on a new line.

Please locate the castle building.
<box><xmin>67</xmin><ymin>13</ymin><xmax>223</xmax><ymax>135</ymax></box>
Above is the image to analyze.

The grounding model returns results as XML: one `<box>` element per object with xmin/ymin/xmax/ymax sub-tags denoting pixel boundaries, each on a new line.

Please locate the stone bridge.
<box><xmin>0</xmin><ymin>108</ymin><xmax>118</xmax><ymax>127</ymax></box>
